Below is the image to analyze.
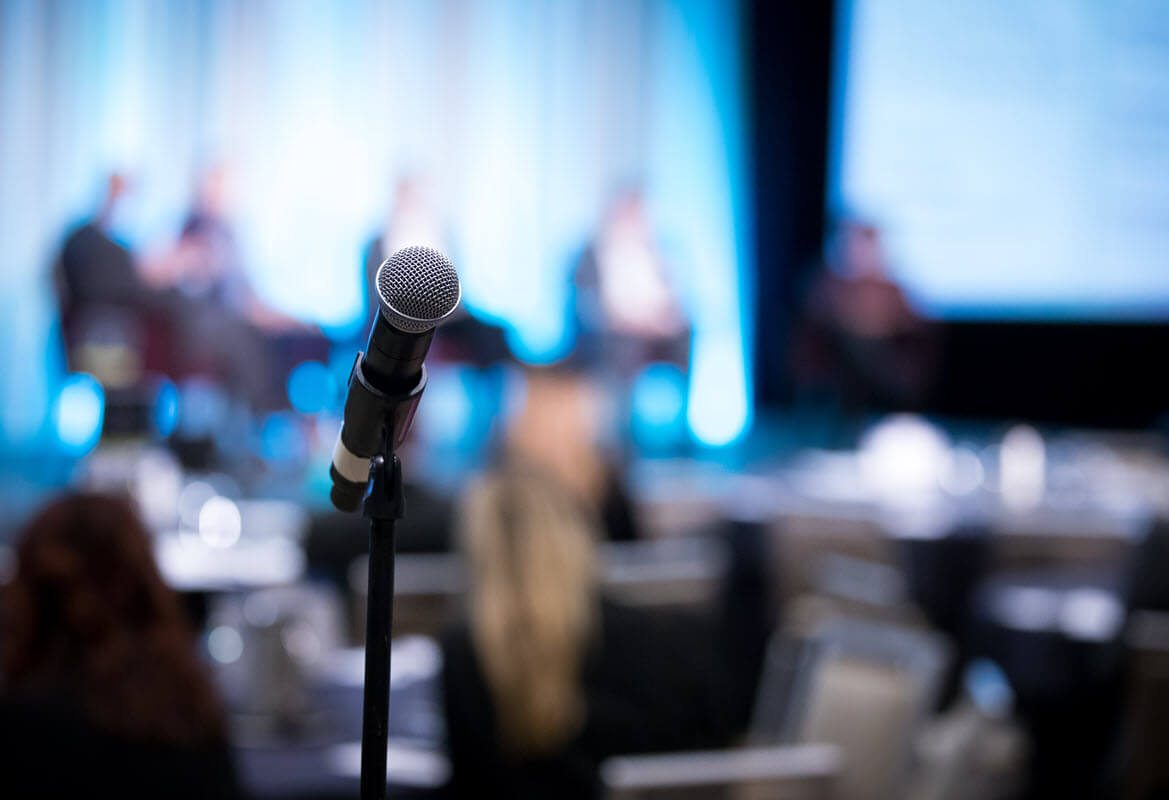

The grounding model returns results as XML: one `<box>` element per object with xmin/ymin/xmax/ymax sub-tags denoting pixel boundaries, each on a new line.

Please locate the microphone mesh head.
<box><xmin>375</xmin><ymin>246</ymin><xmax>461</xmax><ymax>333</ymax></box>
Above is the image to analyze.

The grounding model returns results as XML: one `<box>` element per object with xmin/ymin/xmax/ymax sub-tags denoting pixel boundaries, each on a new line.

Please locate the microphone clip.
<box><xmin>328</xmin><ymin>354</ymin><xmax>427</xmax><ymax>513</ymax></box>
<box><xmin>348</xmin><ymin>352</ymin><xmax>428</xmax><ymax>452</ymax></box>
<box><xmin>364</xmin><ymin>451</ymin><xmax>405</xmax><ymax>523</ymax></box>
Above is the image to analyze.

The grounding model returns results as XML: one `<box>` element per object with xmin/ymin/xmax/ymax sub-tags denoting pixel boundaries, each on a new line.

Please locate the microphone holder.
<box><xmin>359</xmin><ymin>424</ymin><xmax>406</xmax><ymax>800</ymax></box>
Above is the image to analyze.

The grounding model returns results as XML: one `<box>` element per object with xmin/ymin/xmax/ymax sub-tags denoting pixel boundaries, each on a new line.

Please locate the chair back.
<box><xmin>754</xmin><ymin>616</ymin><xmax>949</xmax><ymax>800</ymax></box>
<box><xmin>603</xmin><ymin>744</ymin><xmax>841</xmax><ymax>800</ymax></box>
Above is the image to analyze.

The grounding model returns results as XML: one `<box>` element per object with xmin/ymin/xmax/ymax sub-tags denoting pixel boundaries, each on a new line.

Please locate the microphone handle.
<box><xmin>363</xmin><ymin>321</ymin><xmax>433</xmax><ymax>395</ymax></box>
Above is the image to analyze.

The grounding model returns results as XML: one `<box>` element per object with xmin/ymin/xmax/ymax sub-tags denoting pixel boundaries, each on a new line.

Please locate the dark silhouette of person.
<box><xmin>0</xmin><ymin>493</ymin><xmax>241</xmax><ymax>799</ymax></box>
<box><xmin>54</xmin><ymin>173</ymin><xmax>166</xmax><ymax>384</ymax></box>
<box><xmin>56</xmin><ymin>174</ymin><xmax>143</xmax><ymax>313</ymax></box>
<box><xmin>791</xmin><ymin>217</ymin><xmax>938</xmax><ymax>414</ymax></box>
<box><xmin>442</xmin><ymin>469</ymin><xmax>734</xmax><ymax>800</ymax></box>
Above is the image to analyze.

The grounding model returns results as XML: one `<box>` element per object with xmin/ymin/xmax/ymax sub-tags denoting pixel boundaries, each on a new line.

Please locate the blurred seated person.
<box><xmin>56</xmin><ymin>173</ymin><xmax>142</xmax><ymax>315</ymax></box>
<box><xmin>54</xmin><ymin>173</ymin><xmax>168</xmax><ymax>387</ymax></box>
<box><xmin>571</xmin><ymin>186</ymin><xmax>690</xmax><ymax>378</ymax></box>
<box><xmin>143</xmin><ymin>163</ymin><xmax>326</xmax><ymax>408</ymax></box>
<box><xmin>791</xmin><ymin>216</ymin><xmax>938</xmax><ymax>413</ymax></box>
<box><xmin>0</xmin><ymin>493</ymin><xmax>240</xmax><ymax>799</ymax></box>
<box><xmin>144</xmin><ymin>163</ymin><xmax>302</xmax><ymax>333</ymax></box>
<box><xmin>504</xmin><ymin>361</ymin><xmax>639</xmax><ymax>541</ymax></box>
<box><xmin>441</xmin><ymin>469</ymin><xmax>731</xmax><ymax>799</ymax></box>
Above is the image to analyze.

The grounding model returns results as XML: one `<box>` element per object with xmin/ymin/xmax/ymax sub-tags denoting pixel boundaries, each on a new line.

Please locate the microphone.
<box><xmin>330</xmin><ymin>246</ymin><xmax>461</xmax><ymax>512</ymax></box>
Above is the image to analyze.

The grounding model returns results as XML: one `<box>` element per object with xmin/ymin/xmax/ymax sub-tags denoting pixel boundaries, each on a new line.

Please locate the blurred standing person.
<box><xmin>441</xmin><ymin>469</ymin><xmax>730</xmax><ymax>800</ymax></box>
<box><xmin>571</xmin><ymin>187</ymin><xmax>691</xmax><ymax>378</ymax></box>
<box><xmin>790</xmin><ymin>217</ymin><xmax>938</xmax><ymax>415</ymax></box>
<box><xmin>0</xmin><ymin>493</ymin><xmax>241</xmax><ymax>799</ymax></box>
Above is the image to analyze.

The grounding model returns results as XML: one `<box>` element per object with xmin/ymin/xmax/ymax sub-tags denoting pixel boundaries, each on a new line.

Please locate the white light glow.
<box><xmin>1000</xmin><ymin>425</ymin><xmax>1046</xmax><ymax>512</ymax></box>
<box><xmin>198</xmin><ymin>496</ymin><xmax>242</xmax><ymax>549</ymax></box>
<box><xmin>208</xmin><ymin>625</ymin><xmax>244</xmax><ymax>664</ymax></box>
<box><xmin>1060</xmin><ymin>588</ymin><xmax>1124</xmax><ymax>642</ymax></box>
<box><xmin>942</xmin><ymin>446</ymin><xmax>986</xmax><ymax>496</ymax></box>
<box><xmin>859</xmin><ymin>415</ymin><xmax>951</xmax><ymax>503</ymax></box>
<box><xmin>243</xmin><ymin>592</ymin><xmax>279</xmax><ymax>628</ymax></box>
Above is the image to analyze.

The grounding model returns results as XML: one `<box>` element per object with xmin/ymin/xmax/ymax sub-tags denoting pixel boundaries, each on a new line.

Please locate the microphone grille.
<box><xmin>375</xmin><ymin>246</ymin><xmax>461</xmax><ymax>333</ymax></box>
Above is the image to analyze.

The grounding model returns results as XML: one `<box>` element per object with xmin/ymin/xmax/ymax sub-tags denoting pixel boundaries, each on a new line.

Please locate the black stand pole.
<box><xmin>360</xmin><ymin>446</ymin><xmax>405</xmax><ymax>800</ymax></box>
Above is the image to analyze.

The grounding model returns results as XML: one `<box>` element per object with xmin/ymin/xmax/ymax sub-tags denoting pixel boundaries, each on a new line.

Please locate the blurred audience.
<box><xmin>441</xmin><ymin>468</ymin><xmax>731</xmax><ymax>799</ymax></box>
<box><xmin>0</xmin><ymin>493</ymin><xmax>240</xmax><ymax>799</ymax></box>
<box><xmin>791</xmin><ymin>217</ymin><xmax>938</xmax><ymax>414</ymax></box>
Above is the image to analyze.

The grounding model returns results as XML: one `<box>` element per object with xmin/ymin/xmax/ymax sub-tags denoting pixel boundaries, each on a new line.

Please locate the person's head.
<box><xmin>193</xmin><ymin>161</ymin><xmax>233</xmax><ymax>219</ymax></box>
<box><xmin>504</xmin><ymin>363</ymin><xmax>608</xmax><ymax>509</ymax></box>
<box><xmin>95</xmin><ymin>172</ymin><xmax>133</xmax><ymax>230</ymax></box>
<box><xmin>392</xmin><ymin>173</ymin><xmax>424</xmax><ymax>212</ymax></box>
<box><xmin>827</xmin><ymin>217</ymin><xmax>888</xmax><ymax>279</ymax></box>
<box><xmin>459</xmin><ymin>468</ymin><xmax>600</xmax><ymax>755</ymax></box>
<box><xmin>1</xmin><ymin>493</ymin><xmax>225</xmax><ymax>744</ymax></box>
<box><xmin>603</xmin><ymin>183</ymin><xmax>647</xmax><ymax>235</ymax></box>
<box><xmin>103</xmin><ymin>172</ymin><xmax>130</xmax><ymax>208</ymax></box>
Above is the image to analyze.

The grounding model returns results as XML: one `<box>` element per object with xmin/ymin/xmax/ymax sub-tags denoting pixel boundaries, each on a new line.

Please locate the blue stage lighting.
<box><xmin>287</xmin><ymin>360</ymin><xmax>337</xmax><ymax>414</ymax></box>
<box><xmin>177</xmin><ymin>379</ymin><xmax>228</xmax><ymax>438</ymax></box>
<box><xmin>152</xmin><ymin>377</ymin><xmax>179</xmax><ymax>438</ymax></box>
<box><xmin>631</xmin><ymin>363</ymin><xmax>688</xmax><ymax>446</ymax></box>
<box><xmin>259</xmin><ymin>411</ymin><xmax>307</xmax><ymax>463</ymax></box>
<box><xmin>688</xmin><ymin>334</ymin><xmax>750</xmax><ymax>447</ymax></box>
<box><xmin>53</xmin><ymin>373</ymin><xmax>104</xmax><ymax>454</ymax></box>
<box><xmin>417</xmin><ymin>366</ymin><xmax>475</xmax><ymax>447</ymax></box>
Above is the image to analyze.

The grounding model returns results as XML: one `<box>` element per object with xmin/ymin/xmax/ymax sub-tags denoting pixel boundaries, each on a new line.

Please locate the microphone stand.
<box><xmin>359</xmin><ymin>423</ymin><xmax>405</xmax><ymax>800</ymax></box>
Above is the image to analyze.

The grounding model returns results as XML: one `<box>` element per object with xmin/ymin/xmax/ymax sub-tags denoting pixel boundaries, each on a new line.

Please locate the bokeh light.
<box><xmin>52</xmin><ymin>373</ymin><xmax>104</xmax><ymax>455</ymax></box>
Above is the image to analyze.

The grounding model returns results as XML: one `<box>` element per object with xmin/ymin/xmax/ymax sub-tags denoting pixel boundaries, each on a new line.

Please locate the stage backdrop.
<box><xmin>0</xmin><ymin>0</ymin><xmax>751</xmax><ymax>451</ymax></box>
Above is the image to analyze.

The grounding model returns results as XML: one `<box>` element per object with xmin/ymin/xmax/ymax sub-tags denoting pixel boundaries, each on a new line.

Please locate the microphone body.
<box><xmin>329</xmin><ymin>246</ymin><xmax>460</xmax><ymax>511</ymax></box>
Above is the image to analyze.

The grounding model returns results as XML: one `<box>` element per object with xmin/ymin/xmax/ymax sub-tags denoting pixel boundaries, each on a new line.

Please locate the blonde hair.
<box><xmin>504</xmin><ymin>369</ymin><xmax>608</xmax><ymax>509</ymax></box>
<box><xmin>460</xmin><ymin>469</ymin><xmax>599</xmax><ymax>755</ymax></box>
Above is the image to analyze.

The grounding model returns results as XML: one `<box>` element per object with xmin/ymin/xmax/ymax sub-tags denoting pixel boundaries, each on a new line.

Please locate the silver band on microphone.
<box><xmin>332</xmin><ymin>435</ymin><xmax>371</xmax><ymax>484</ymax></box>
